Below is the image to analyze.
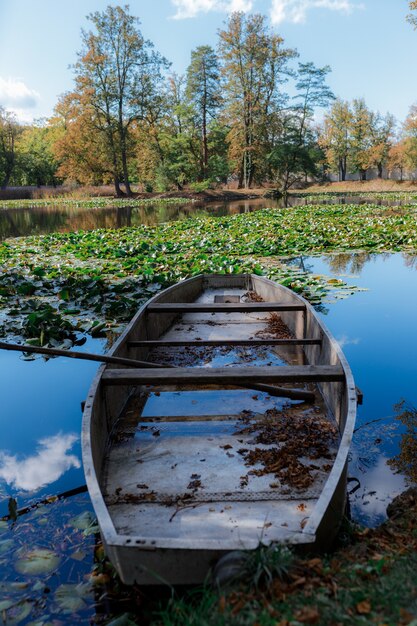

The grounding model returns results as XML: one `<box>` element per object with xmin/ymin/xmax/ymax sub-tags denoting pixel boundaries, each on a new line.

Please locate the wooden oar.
<box><xmin>0</xmin><ymin>340</ymin><xmax>166</xmax><ymax>369</ymax></box>
<box><xmin>0</xmin><ymin>341</ymin><xmax>315</xmax><ymax>402</ymax></box>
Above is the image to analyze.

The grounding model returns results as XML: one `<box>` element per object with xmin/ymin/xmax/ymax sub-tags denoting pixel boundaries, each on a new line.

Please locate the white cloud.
<box><xmin>171</xmin><ymin>0</ymin><xmax>253</xmax><ymax>19</ymax></box>
<box><xmin>0</xmin><ymin>77</ymin><xmax>40</xmax><ymax>111</ymax></box>
<box><xmin>270</xmin><ymin>0</ymin><xmax>362</xmax><ymax>25</ymax></box>
<box><xmin>336</xmin><ymin>334</ymin><xmax>360</xmax><ymax>348</ymax></box>
<box><xmin>0</xmin><ymin>433</ymin><xmax>81</xmax><ymax>493</ymax></box>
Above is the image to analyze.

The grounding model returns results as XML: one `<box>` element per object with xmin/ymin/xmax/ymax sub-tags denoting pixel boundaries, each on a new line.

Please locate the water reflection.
<box><xmin>1</xmin><ymin>195</ymin><xmax>414</xmax><ymax>241</ymax></box>
<box><xmin>299</xmin><ymin>252</ymin><xmax>417</xmax><ymax>525</ymax></box>
<box><xmin>0</xmin><ymin>198</ymin><xmax>283</xmax><ymax>241</ymax></box>
<box><xmin>0</xmin><ymin>433</ymin><xmax>80</xmax><ymax>493</ymax></box>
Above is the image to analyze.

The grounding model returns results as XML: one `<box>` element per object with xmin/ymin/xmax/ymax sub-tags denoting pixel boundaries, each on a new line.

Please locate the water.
<box><xmin>0</xmin><ymin>198</ymin><xmax>282</xmax><ymax>240</ymax></box>
<box><xmin>1</xmin><ymin>194</ymin><xmax>415</xmax><ymax>241</ymax></box>
<box><xmin>1</xmin><ymin>201</ymin><xmax>417</xmax><ymax>621</ymax></box>
<box><xmin>298</xmin><ymin>252</ymin><xmax>417</xmax><ymax>525</ymax></box>
<box><xmin>1</xmin><ymin>251</ymin><xmax>415</xmax><ymax>525</ymax></box>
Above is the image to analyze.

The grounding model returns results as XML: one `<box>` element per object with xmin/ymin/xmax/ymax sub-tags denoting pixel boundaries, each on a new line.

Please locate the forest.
<box><xmin>1</xmin><ymin>5</ymin><xmax>417</xmax><ymax>197</ymax></box>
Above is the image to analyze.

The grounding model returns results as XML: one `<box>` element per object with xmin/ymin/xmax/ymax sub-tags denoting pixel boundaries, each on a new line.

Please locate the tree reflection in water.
<box><xmin>388</xmin><ymin>401</ymin><xmax>417</xmax><ymax>485</ymax></box>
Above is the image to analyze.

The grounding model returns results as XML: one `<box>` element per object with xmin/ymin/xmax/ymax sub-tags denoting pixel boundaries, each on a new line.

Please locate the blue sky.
<box><xmin>0</xmin><ymin>0</ymin><xmax>415</xmax><ymax>126</ymax></box>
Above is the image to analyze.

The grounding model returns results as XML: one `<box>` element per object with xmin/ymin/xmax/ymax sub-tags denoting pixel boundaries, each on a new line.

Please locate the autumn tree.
<box><xmin>0</xmin><ymin>107</ymin><xmax>21</xmax><ymax>189</ymax></box>
<box><xmin>349</xmin><ymin>98</ymin><xmax>373</xmax><ymax>180</ymax></box>
<box><xmin>367</xmin><ymin>111</ymin><xmax>395</xmax><ymax>178</ymax></box>
<box><xmin>408</xmin><ymin>1</ymin><xmax>417</xmax><ymax>27</ymax></box>
<box><xmin>388</xmin><ymin>141</ymin><xmax>409</xmax><ymax>181</ymax></box>
<box><xmin>52</xmin><ymin>92</ymin><xmax>113</xmax><ymax>185</ymax></box>
<box><xmin>318</xmin><ymin>99</ymin><xmax>352</xmax><ymax>181</ymax></box>
<box><xmin>72</xmin><ymin>5</ymin><xmax>169</xmax><ymax>196</ymax></box>
<box><xmin>218</xmin><ymin>12</ymin><xmax>296</xmax><ymax>188</ymax></box>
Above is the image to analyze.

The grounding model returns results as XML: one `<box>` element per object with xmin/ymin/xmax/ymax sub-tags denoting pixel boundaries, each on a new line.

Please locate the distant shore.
<box><xmin>2</xmin><ymin>179</ymin><xmax>417</xmax><ymax>203</ymax></box>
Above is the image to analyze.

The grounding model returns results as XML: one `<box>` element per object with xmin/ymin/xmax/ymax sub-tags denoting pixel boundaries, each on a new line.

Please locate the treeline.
<box><xmin>1</xmin><ymin>5</ymin><xmax>417</xmax><ymax>196</ymax></box>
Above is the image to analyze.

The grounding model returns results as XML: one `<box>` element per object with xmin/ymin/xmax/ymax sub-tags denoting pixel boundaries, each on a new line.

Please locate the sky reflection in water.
<box><xmin>0</xmin><ymin>252</ymin><xmax>416</xmax><ymax>527</ymax></box>
<box><xmin>299</xmin><ymin>252</ymin><xmax>417</xmax><ymax>525</ymax></box>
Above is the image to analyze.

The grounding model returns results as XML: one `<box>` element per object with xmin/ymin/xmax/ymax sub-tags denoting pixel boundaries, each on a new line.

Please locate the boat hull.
<box><xmin>82</xmin><ymin>274</ymin><xmax>357</xmax><ymax>585</ymax></box>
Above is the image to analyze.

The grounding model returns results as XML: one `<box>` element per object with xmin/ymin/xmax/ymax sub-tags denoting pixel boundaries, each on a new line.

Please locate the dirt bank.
<box><xmin>302</xmin><ymin>180</ymin><xmax>417</xmax><ymax>193</ymax></box>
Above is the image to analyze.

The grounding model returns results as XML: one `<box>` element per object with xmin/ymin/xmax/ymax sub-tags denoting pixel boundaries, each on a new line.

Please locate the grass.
<box><xmin>153</xmin><ymin>491</ymin><xmax>417</xmax><ymax>625</ymax></box>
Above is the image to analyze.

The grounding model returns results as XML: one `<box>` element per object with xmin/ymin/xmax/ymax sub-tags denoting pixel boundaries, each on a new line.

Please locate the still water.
<box><xmin>1</xmin><ymin>252</ymin><xmax>415</xmax><ymax>526</ymax></box>
<box><xmin>0</xmin><ymin>193</ymin><xmax>414</xmax><ymax>240</ymax></box>
<box><xmin>0</xmin><ymin>202</ymin><xmax>416</xmax><ymax>621</ymax></box>
<box><xmin>0</xmin><ymin>198</ymin><xmax>280</xmax><ymax>240</ymax></box>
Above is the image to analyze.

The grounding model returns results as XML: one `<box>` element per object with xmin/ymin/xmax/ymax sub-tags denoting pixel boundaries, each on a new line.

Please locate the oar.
<box><xmin>0</xmin><ymin>340</ymin><xmax>166</xmax><ymax>369</ymax></box>
<box><xmin>0</xmin><ymin>341</ymin><xmax>315</xmax><ymax>402</ymax></box>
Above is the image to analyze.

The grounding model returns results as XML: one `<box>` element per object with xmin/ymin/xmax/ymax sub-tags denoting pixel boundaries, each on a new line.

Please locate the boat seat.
<box><xmin>102</xmin><ymin>365</ymin><xmax>345</xmax><ymax>385</ymax></box>
<box><xmin>128</xmin><ymin>338</ymin><xmax>322</xmax><ymax>347</ymax></box>
<box><xmin>146</xmin><ymin>303</ymin><xmax>305</xmax><ymax>313</ymax></box>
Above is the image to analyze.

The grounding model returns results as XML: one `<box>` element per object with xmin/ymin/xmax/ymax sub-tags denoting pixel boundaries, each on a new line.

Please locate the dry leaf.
<box><xmin>356</xmin><ymin>600</ymin><xmax>371</xmax><ymax>614</ymax></box>
<box><xmin>294</xmin><ymin>606</ymin><xmax>320</xmax><ymax>623</ymax></box>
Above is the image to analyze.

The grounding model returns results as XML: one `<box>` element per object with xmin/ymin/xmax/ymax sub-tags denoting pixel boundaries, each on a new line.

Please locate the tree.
<box><xmin>388</xmin><ymin>141</ymin><xmax>409</xmax><ymax>181</ymax></box>
<box><xmin>73</xmin><ymin>5</ymin><xmax>169</xmax><ymax>196</ymax></box>
<box><xmin>52</xmin><ymin>92</ymin><xmax>113</xmax><ymax>185</ymax></box>
<box><xmin>0</xmin><ymin>107</ymin><xmax>21</xmax><ymax>189</ymax></box>
<box><xmin>318</xmin><ymin>99</ymin><xmax>352</xmax><ymax>181</ymax></box>
<box><xmin>268</xmin><ymin>62</ymin><xmax>334</xmax><ymax>191</ymax></box>
<box><xmin>186</xmin><ymin>46</ymin><xmax>222</xmax><ymax>180</ymax></box>
<box><xmin>218</xmin><ymin>12</ymin><xmax>296</xmax><ymax>188</ymax></box>
<box><xmin>367</xmin><ymin>111</ymin><xmax>395</xmax><ymax>178</ymax></box>
<box><xmin>17</xmin><ymin>121</ymin><xmax>62</xmax><ymax>186</ymax></box>
<box><xmin>349</xmin><ymin>99</ymin><xmax>372</xmax><ymax>181</ymax></box>
<box><xmin>408</xmin><ymin>1</ymin><xmax>417</xmax><ymax>27</ymax></box>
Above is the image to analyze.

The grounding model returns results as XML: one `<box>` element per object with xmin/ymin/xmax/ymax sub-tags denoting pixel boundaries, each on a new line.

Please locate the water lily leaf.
<box><xmin>0</xmin><ymin>600</ymin><xmax>32</xmax><ymax>624</ymax></box>
<box><xmin>54</xmin><ymin>582</ymin><xmax>91</xmax><ymax>613</ymax></box>
<box><xmin>0</xmin><ymin>538</ymin><xmax>14</xmax><ymax>554</ymax></box>
<box><xmin>69</xmin><ymin>511</ymin><xmax>95</xmax><ymax>530</ymax></box>
<box><xmin>0</xmin><ymin>520</ymin><xmax>9</xmax><ymax>534</ymax></box>
<box><xmin>0</xmin><ymin>599</ymin><xmax>15</xmax><ymax>611</ymax></box>
<box><xmin>15</xmin><ymin>549</ymin><xmax>60</xmax><ymax>575</ymax></box>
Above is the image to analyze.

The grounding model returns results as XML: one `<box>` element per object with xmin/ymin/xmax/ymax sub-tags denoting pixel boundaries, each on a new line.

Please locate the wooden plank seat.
<box><xmin>102</xmin><ymin>365</ymin><xmax>344</xmax><ymax>386</ymax></box>
<box><xmin>146</xmin><ymin>303</ymin><xmax>306</xmax><ymax>313</ymax></box>
<box><xmin>128</xmin><ymin>338</ymin><xmax>322</xmax><ymax>347</ymax></box>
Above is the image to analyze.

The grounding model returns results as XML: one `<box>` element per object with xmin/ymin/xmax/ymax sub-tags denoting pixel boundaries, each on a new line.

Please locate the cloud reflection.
<box><xmin>0</xmin><ymin>433</ymin><xmax>80</xmax><ymax>492</ymax></box>
<box><xmin>336</xmin><ymin>334</ymin><xmax>360</xmax><ymax>348</ymax></box>
<box><xmin>350</xmin><ymin>456</ymin><xmax>406</xmax><ymax>526</ymax></box>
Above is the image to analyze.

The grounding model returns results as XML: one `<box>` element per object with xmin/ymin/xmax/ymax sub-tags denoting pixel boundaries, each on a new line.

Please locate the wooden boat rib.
<box><xmin>82</xmin><ymin>274</ymin><xmax>357</xmax><ymax>585</ymax></box>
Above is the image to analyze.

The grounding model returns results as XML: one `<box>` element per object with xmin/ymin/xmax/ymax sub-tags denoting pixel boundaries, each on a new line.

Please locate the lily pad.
<box><xmin>0</xmin><ymin>600</ymin><xmax>32</xmax><ymax>624</ymax></box>
<box><xmin>69</xmin><ymin>510</ymin><xmax>95</xmax><ymax>530</ymax></box>
<box><xmin>54</xmin><ymin>582</ymin><xmax>91</xmax><ymax>613</ymax></box>
<box><xmin>15</xmin><ymin>548</ymin><xmax>60</xmax><ymax>575</ymax></box>
<box><xmin>0</xmin><ymin>538</ymin><xmax>14</xmax><ymax>554</ymax></box>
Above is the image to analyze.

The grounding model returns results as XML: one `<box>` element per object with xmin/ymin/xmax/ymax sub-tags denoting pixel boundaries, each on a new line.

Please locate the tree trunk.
<box><xmin>114</xmin><ymin>174</ymin><xmax>124</xmax><ymax>197</ymax></box>
<box><xmin>121</xmin><ymin>149</ymin><xmax>132</xmax><ymax>196</ymax></box>
<box><xmin>377</xmin><ymin>163</ymin><xmax>383</xmax><ymax>178</ymax></box>
<box><xmin>202</xmin><ymin>101</ymin><xmax>208</xmax><ymax>180</ymax></box>
<box><xmin>0</xmin><ymin>173</ymin><xmax>11</xmax><ymax>190</ymax></box>
<box><xmin>339</xmin><ymin>158</ymin><xmax>346</xmax><ymax>182</ymax></box>
<box><xmin>0</xmin><ymin>152</ymin><xmax>15</xmax><ymax>189</ymax></box>
<box><xmin>360</xmin><ymin>169</ymin><xmax>367</xmax><ymax>181</ymax></box>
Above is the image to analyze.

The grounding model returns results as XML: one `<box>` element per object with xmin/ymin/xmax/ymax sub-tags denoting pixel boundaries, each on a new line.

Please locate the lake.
<box><xmin>0</xmin><ymin>198</ymin><xmax>281</xmax><ymax>240</ymax></box>
<box><xmin>1</xmin><ymin>193</ymin><xmax>414</xmax><ymax>240</ymax></box>
<box><xmin>0</xmin><ymin>201</ymin><xmax>416</xmax><ymax>621</ymax></box>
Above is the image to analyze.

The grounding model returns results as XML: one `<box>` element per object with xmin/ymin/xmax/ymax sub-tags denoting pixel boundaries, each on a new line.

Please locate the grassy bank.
<box><xmin>151</xmin><ymin>489</ymin><xmax>417</xmax><ymax>626</ymax></box>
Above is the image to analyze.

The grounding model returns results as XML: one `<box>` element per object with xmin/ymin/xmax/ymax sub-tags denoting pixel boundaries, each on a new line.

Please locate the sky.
<box><xmin>0</xmin><ymin>0</ymin><xmax>416</xmax><ymax>126</ymax></box>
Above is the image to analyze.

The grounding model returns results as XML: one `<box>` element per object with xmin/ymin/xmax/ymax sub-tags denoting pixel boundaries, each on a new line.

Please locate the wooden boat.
<box><xmin>82</xmin><ymin>274</ymin><xmax>357</xmax><ymax>585</ymax></box>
